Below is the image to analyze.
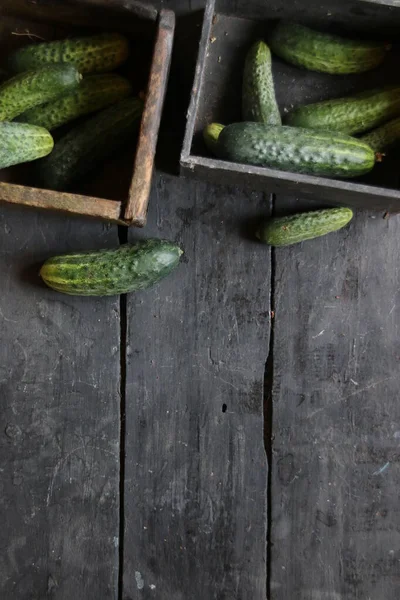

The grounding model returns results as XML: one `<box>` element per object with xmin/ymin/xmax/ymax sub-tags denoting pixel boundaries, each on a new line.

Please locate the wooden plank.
<box><xmin>123</xmin><ymin>173</ymin><xmax>270</xmax><ymax>599</ymax></box>
<box><xmin>0</xmin><ymin>205</ymin><xmax>120</xmax><ymax>599</ymax></box>
<box><xmin>270</xmin><ymin>200</ymin><xmax>400</xmax><ymax>599</ymax></box>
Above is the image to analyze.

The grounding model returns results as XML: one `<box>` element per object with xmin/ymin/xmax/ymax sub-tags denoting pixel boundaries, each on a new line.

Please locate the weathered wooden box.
<box><xmin>181</xmin><ymin>0</ymin><xmax>400</xmax><ymax>211</ymax></box>
<box><xmin>0</xmin><ymin>0</ymin><xmax>175</xmax><ymax>226</ymax></box>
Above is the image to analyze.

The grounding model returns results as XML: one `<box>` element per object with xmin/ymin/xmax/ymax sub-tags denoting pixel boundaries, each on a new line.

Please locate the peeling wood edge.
<box><xmin>180</xmin><ymin>155</ymin><xmax>400</xmax><ymax>212</ymax></box>
<box><xmin>0</xmin><ymin>182</ymin><xmax>125</xmax><ymax>223</ymax></box>
<box><xmin>122</xmin><ymin>9</ymin><xmax>176</xmax><ymax>226</ymax></box>
<box><xmin>180</xmin><ymin>0</ymin><xmax>216</xmax><ymax>162</ymax></box>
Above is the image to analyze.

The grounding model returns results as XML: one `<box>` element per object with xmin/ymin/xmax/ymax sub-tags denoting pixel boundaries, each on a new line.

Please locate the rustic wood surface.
<box><xmin>123</xmin><ymin>175</ymin><xmax>270</xmax><ymax>600</ymax></box>
<box><xmin>1</xmin><ymin>0</ymin><xmax>400</xmax><ymax>599</ymax></box>
<box><xmin>0</xmin><ymin>207</ymin><xmax>120</xmax><ymax>599</ymax></box>
<box><xmin>270</xmin><ymin>199</ymin><xmax>400</xmax><ymax>600</ymax></box>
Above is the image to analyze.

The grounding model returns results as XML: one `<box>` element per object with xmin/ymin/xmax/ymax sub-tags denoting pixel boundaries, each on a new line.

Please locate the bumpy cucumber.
<box><xmin>203</xmin><ymin>123</ymin><xmax>225</xmax><ymax>154</ymax></box>
<box><xmin>40</xmin><ymin>240</ymin><xmax>183</xmax><ymax>296</ymax></box>
<box><xmin>269</xmin><ymin>21</ymin><xmax>390</xmax><ymax>75</ymax></box>
<box><xmin>16</xmin><ymin>74</ymin><xmax>132</xmax><ymax>131</ymax></box>
<box><xmin>39</xmin><ymin>96</ymin><xmax>143</xmax><ymax>191</ymax></box>
<box><xmin>361</xmin><ymin>117</ymin><xmax>400</xmax><ymax>152</ymax></box>
<box><xmin>216</xmin><ymin>122</ymin><xmax>375</xmax><ymax>178</ymax></box>
<box><xmin>242</xmin><ymin>40</ymin><xmax>281</xmax><ymax>125</ymax></box>
<box><xmin>285</xmin><ymin>87</ymin><xmax>400</xmax><ymax>135</ymax></box>
<box><xmin>0</xmin><ymin>65</ymin><xmax>81</xmax><ymax>121</ymax></box>
<box><xmin>8</xmin><ymin>33</ymin><xmax>129</xmax><ymax>75</ymax></box>
<box><xmin>257</xmin><ymin>208</ymin><xmax>354</xmax><ymax>247</ymax></box>
<box><xmin>0</xmin><ymin>122</ymin><xmax>53</xmax><ymax>168</ymax></box>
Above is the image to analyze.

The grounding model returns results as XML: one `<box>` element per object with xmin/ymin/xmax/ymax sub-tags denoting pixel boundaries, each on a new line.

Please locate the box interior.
<box><xmin>191</xmin><ymin>0</ymin><xmax>400</xmax><ymax>192</ymax></box>
<box><xmin>0</xmin><ymin>2</ymin><xmax>155</xmax><ymax>202</ymax></box>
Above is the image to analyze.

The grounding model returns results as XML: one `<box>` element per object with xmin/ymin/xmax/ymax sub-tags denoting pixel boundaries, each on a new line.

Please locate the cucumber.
<box><xmin>360</xmin><ymin>117</ymin><xmax>400</xmax><ymax>152</ymax></box>
<box><xmin>242</xmin><ymin>40</ymin><xmax>281</xmax><ymax>125</ymax></box>
<box><xmin>16</xmin><ymin>74</ymin><xmax>132</xmax><ymax>131</ymax></box>
<box><xmin>285</xmin><ymin>87</ymin><xmax>400</xmax><ymax>135</ymax></box>
<box><xmin>269</xmin><ymin>21</ymin><xmax>390</xmax><ymax>75</ymax></box>
<box><xmin>39</xmin><ymin>96</ymin><xmax>143</xmax><ymax>191</ymax></box>
<box><xmin>0</xmin><ymin>65</ymin><xmax>81</xmax><ymax>121</ymax></box>
<box><xmin>7</xmin><ymin>33</ymin><xmax>130</xmax><ymax>75</ymax></box>
<box><xmin>203</xmin><ymin>123</ymin><xmax>225</xmax><ymax>154</ymax></box>
<box><xmin>216</xmin><ymin>122</ymin><xmax>375</xmax><ymax>178</ymax></box>
<box><xmin>0</xmin><ymin>122</ymin><xmax>54</xmax><ymax>168</ymax></box>
<box><xmin>257</xmin><ymin>208</ymin><xmax>353</xmax><ymax>247</ymax></box>
<box><xmin>40</xmin><ymin>239</ymin><xmax>183</xmax><ymax>296</ymax></box>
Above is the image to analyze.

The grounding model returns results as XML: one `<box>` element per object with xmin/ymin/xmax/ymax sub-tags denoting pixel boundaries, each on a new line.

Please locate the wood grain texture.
<box><xmin>270</xmin><ymin>199</ymin><xmax>400</xmax><ymax>599</ymax></box>
<box><xmin>0</xmin><ymin>206</ymin><xmax>120</xmax><ymax>599</ymax></box>
<box><xmin>123</xmin><ymin>173</ymin><xmax>270</xmax><ymax>599</ymax></box>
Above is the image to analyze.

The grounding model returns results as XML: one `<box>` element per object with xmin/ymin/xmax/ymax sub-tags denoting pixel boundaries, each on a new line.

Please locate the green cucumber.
<box><xmin>40</xmin><ymin>239</ymin><xmax>183</xmax><ymax>296</ymax></box>
<box><xmin>242</xmin><ymin>40</ymin><xmax>281</xmax><ymax>125</ymax></box>
<box><xmin>7</xmin><ymin>33</ymin><xmax>130</xmax><ymax>75</ymax></box>
<box><xmin>360</xmin><ymin>117</ymin><xmax>400</xmax><ymax>152</ymax></box>
<box><xmin>257</xmin><ymin>208</ymin><xmax>353</xmax><ymax>247</ymax></box>
<box><xmin>0</xmin><ymin>122</ymin><xmax>53</xmax><ymax>168</ymax></box>
<box><xmin>203</xmin><ymin>123</ymin><xmax>225</xmax><ymax>154</ymax></box>
<box><xmin>285</xmin><ymin>87</ymin><xmax>400</xmax><ymax>135</ymax></box>
<box><xmin>216</xmin><ymin>122</ymin><xmax>375</xmax><ymax>178</ymax></box>
<box><xmin>16</xmin><ymin>74</ymin><xmax>132</xmax><ymax>131</ymax></box>
<box><xmin>269</xmin><ymin>21</ymin><xmax>390</xmax><ymax>75</ymax></box>
<box><xmin>0</xmin><ymin>65</ymin><xmax>81</xmax><ymax>121</ymax></box>
<box><xmin>39</xmin><ymin>96</ymin><xmax>143</xmax><ymax>191</ymax></box>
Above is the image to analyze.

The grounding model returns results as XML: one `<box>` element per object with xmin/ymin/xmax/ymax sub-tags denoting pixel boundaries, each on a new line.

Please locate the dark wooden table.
<box><xmin>1</xmin><ymin>1</ymin><xmax>399</xmax><ymax>599</ymax></box>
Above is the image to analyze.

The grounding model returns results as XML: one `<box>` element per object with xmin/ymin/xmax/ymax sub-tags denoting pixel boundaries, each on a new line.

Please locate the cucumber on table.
<box><xmin>40</xmin><ymin>240</ymin><xmax>183</xmax><ymax>296</ymax></box>
<box><xmin>16</xmin><ymin>74</ymin><xmax>132</xmax><ymax>131</ymax></box>
<box><xmin>361</xmin><ymin>117</ymin><xmax>400</xmax><ymax>152</ymax></box>
<box><xmin>38</xmin><ymin>96</ymin><xmax>143</xmax><ymax>191</ymax></box>
<box><xmin>0</xmin><ymin>64</ymin><xmax>81</xmax><ymax>121</ymax></box>
<box><xmin>216</xmin><ymin>122</ymin><xmax>376</xmax><ymax>178</ymax></box>
<box><xmin>7</xmin><ymin>33</ymin><xmax>130</xmax><ymax>75</ymax></box>
<box><xmin>269</xmin><ymin>21</ymin><xmax>390</xmax><ymax>75</ymax></box>
<box><xmin>285</xmin><ymin>87</ymin><xmax>400</xmax><ymax>135</ymax></box>
<box><xmin>257</xmin><ymin>208</ymin><xmax>354</xmax><ymax>247</ymax></box>
<box><xmin>0</xmin><ymin>122</ymin><xmax>54</xmax><ymax>168</ymax></box>
<box><xmin>242</xmin><ymin>40</ymin><xmax>281</xmax><ymax>125</ymax></box>
<box><xmin>203</xmin><ymin>123</ymin><xmax>225</xmax><ymax>154</ymax></box>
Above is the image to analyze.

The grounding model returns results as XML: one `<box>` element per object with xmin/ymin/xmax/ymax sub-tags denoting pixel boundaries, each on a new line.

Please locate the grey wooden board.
<box><xmin>123</xmin><ymin>173</ymin><xmax>270</xmax><ymax>600</ymax></box>
<box><xmin>270</xmin><ymin>198</ymin><xmax>400</xmax><ymax>600</ymax></box>
<box><xmin>0</xmin><ymin>206</ymin><xmax>120</xmax><ymax>599</ymax></box>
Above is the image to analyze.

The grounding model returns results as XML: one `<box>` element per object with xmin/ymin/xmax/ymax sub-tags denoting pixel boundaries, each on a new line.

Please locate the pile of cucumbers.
<box><xmin>204</xmin><ymin>21</ymin><xmax>400</xmax><ymax>179</ymax></box>
<box><xmin>204</xmin><ymin>21</ymin><xmax>399</xmax><ymax>247</ymax></box>
<box><xmin>0</xmin><ymin>32</ymin><xmax>185</xmax><ymax>298</ymax></box>
<box><xmin>0</xmin><ymin>32</ymin><xmax>144</xmax><ymax>190</ymax></box>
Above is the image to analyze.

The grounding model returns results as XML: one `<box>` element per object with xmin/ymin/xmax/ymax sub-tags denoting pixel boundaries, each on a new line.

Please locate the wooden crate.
<box><xmin>181</xmin><ymin>0</ymin><xmax>400</xmax><ymax>212</ymax></box>
<box><xmin>0</xmin><ymin>0</ymin><xmax>175</xmax><ymax>226</ymax></box>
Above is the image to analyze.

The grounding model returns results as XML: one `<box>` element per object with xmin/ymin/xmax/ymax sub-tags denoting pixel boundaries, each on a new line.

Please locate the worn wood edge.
<box><xmin>123</xmin><ymin>9</ymin><xmax>176</xmax><ymax>225</ymax></box>
<box><xmin>76</xmin><ymin>0</ymin><xmax>159</xmax><ymax>21</ymax></box>
<box><xmin>180</xmin><ymin>155</ymin><xmax>400</xmax><ymax>212</ymax></box>
<box><xmin>0</xmin><ymin>182</ymin><xmax>125</xmax><ymax>223</ymax></box>
<box><xmin>180</xmin><ymin>0</ymin><xmax>216</xmax><ymax>161</ymax></box>
<box><xmin>1</xmin><ymin>0</ymin><xmax>158</xmax><ymax>24</ymax></box>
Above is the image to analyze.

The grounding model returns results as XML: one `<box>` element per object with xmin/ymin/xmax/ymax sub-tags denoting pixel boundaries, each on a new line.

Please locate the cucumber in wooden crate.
<box><xmin>361</xmin><ymin>117</ymin><xmax>400</xmax><ymax>152</ymax></box>
<box><xmin>216</xmin><ymin>122</ymin><xmax>376</xmax><ymax>178</ymax></box>
<box><xmin>40</xmin><ymin>240</ymin><xmax>183</xmax><ymax>296</ymax></box>
<box><xmin>39</xmin><ymin>96</ymin><xmax>143</xmax><ymax>191</ymax></box>
<box><xmin>269</xmin><ymin>21</ymin><xmax>391</xmax><ymax>75</ymax></box>
<box><xmin>257</xmin><ymin>208</ymin><xmax>354</xmax><ymax>247</ymax></box>
<box><xmin>242</xmin><ymin>40</ymin><xmax>281</xmax><ymax>125</ymax></box>
<box><xmin>16</xmin><ymin>74</ymin><xmax>132</xmax><ymax>131</ymax></box>
<box><xmin>0</xmin><ymin>65</ymin><xmax>81</xmax><ymax>121</ymax></box>
<box><xmin>7</xmin><ymin>33</ymin><xmax>130</xmax><ymax>75</ymax></box>
<box><xmin>203</xmin><ymin>123</ymin><xmax>225</xmax><ymax>154</ymax></box>
<box><xmin>285</xmin><ymin>87</ymin><xmax>400</xmax><ymax>135</ymax></box>
<box><xmin>0</xmin><ymin>122</ymin><xmax>54</xmax><ymax>168</ymax></box>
